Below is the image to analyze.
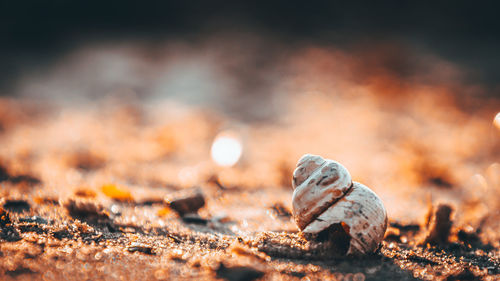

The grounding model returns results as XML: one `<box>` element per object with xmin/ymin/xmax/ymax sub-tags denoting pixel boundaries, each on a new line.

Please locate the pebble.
<box><xmin>165</xmin><ymin>188</ymin><xmax>205</xmax><ymax>216</ymax></box>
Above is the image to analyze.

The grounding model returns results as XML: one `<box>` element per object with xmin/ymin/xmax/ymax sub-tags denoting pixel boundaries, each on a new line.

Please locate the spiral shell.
<box><xmin>292</xmin><ymin>154</ymin><xmax>387</xmax><ymax>255</ymax></box>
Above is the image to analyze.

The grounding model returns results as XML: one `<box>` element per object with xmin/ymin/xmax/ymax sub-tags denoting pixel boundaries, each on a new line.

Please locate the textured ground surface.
<box><xmin>0</xmin><ymin>47</ymin><xmax>499</xmax><ymax>280</ymax></box>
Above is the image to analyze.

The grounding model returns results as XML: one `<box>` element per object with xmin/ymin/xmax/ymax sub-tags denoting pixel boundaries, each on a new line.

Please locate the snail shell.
<box><xmin>292</xmin><ymin>154</ymin><xmax>387</xmax><ymax>255</ymax></box>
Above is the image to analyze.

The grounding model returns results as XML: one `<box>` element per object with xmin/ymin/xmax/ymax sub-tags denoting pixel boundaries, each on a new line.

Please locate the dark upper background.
<box><xmin>1</xmin><ymin>0</ymin><xmax>499</xmax><ymax>96</ymax></box>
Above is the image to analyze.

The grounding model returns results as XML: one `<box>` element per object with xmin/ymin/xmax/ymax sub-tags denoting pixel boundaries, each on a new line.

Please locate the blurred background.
<box><xmin>2</xmin><ymin>1</ymin><xmax>500</xmax><ymax>100</ymax></box>
<box><xmin>0</xmin><ymin>1</ymin><xmax>499</xmax><ymax>236</ymax></box>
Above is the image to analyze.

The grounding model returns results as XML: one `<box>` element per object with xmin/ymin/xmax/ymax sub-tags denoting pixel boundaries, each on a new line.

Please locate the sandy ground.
<box><xmin>0</xmin><ymin>46</ymin><xmax>499</xmax><ymax>280</ymax></box>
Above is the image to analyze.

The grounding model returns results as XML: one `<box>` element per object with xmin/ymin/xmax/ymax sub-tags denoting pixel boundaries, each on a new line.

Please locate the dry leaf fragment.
<box><xmin>101</xmin><ymin>184</ymin><xmax>134</xmax><ymax>202</ymax></box>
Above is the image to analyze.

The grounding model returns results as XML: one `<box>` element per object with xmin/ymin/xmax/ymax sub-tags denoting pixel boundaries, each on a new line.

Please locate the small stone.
<box><xmin>52</xmin><ymin>229</ymin><xmax>73</xmax><ymax>240</ymax></box>
<box><xmin>215</xmin><ymin>263</ymin><xmax>264</xmax><ymax>281</ymax></box>
<box><xmin>3</xmin><ymin>199</ymin><xmax>31</xmax><ymax>213</ymax></box>
<box><xmin>165</xmin><ymin>188</ymin><xmax>205</xmax><ymax>216</ymax></box>
<box><xmin>127</xmin><ymin>243</ymin><xmax>155</xmax><ymax>255</ymax></box>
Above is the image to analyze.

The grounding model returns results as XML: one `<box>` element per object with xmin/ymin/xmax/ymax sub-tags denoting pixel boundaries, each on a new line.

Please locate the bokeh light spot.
<box><xmin>494</xmin><ymin>112</ymin><xmax>500</xmax><ymax>130</ymax></box>
<box><xmin>211</xmin><ymin>131</ymin><xmax>242</xmax><ymax>167</ymax></box>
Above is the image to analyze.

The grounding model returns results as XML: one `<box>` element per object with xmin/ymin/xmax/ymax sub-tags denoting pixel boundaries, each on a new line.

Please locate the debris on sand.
<box><xmin>0</xmin><ymin>165</ymin><xmax>41</xmax><ymax>186</ymax></box>
<box><xmin>207</xmin><ymin>175</ymin><xmax>228</xmax><ymax>190</ymax></box>
<box><xmin>127</xmin><ymin>243</ymin><xmax>155</xmax><ymax>255</ymax></box>
<box><xmin>421</xmin><ymin>204</ymin><xmax>453</xmax><ymax>246</ymax></box>
<box><xmin>19</xmin><ymin>216</ymin><xmax>48</xmax><ymax>225</ymax></box>
<box><xmin>269</xmin><ymin>202</ymin><xmax>292</xmax><ymax>219</ymax></box>
<box><xmin>445</xmin><ymin>268</ymin><xmax>476</xmax><ymax>281</ymax></box>
<box><xmin>135</xmin><ymin>197</ymin><xmax>165</xmax><ymax>206</ymax></box>
<box><xmin>384</xmin><ymin>227</ymin><xmax>402</xmax><ymax>242</ymax></box>
<box><xmin>74</xmin><ymin>188</ymin><xmax>97</xmax><ymax>199</ymax></box>
<box><xmin>0</xmin><ymin>225</ymin><xmax>21</xmax><ymax>242</ymax></box>
<box><xmin>0</xmin><ymin>165</ymin><xmax>9</xmax><ymax>182</ymax></box>
<box><xmin>34</xmin><ymin>196</ymin><xmax>59</xmax><ymax>205</ymax></box>
<box><xmin>62</xmin><ymin>198</ymin><xmax>110</xmax><ymax>221</ymax></box>
<box><xmin>0</xmin><ymin>207</ymin><xmax>21</xmax><ymax>242</ymax></box>
<box><xmin>101</xmin><ymin>184</ymin><xmax>134</xmax><ymax>202</ymax></box>
<box><xmin>389</xmin><ymin>222</ymin><xmax>420</xmax><ymax>233</ymax></box>
<box><xmin>2</xmin><ymin>199</ymin><xmax>31</xmax><ymax>213</ymax></box>
<box><xmin>0</xmin><ymin>207</ymin><xmax>12</xmax><ymax>227</ymax></box>
<box><xmin>457</xmin><ymin>228</ymin><xmax>480</xmax><ymax>245</ymax></box>
<box><xmin>181</xmin><ymin>214</ymin><xmax>209</xmax><ymax>225</ymax></box>
<box><xmin>228</xmin><ymin>241</ymin><xmax>271</xmax><ymax>262</ymax></box>
<box><xmin>52</xmin><ymin>229</ymin><xmax>74</xmax><ymax>240</ymax></box>
<box><xmin>65</xmin><ymin>150</ymin><xmax>105</xmax><ymax>171</ymax></box>
<box><xmin>8</xmin><ymin>175</ymin><xmax>42</xmax><ymax>186</ymax></box>
<box><xmin>165</xmin><ymin>188</ymin><xmax>205</xmax><ymax>216</ymax></box>
<box><xmin>157</xmin><ymin>207</ymin><xmax>172</xmax><ymax>217</ymax></box>
<box><xmin>246</xmin><ymin>226</ymin><xmax>351</xmax><ymax>260</ymax></box>
<box><xmin>215</xmin><ymin>263</ymin><xmax>265</xmax><ymax>281</ymax></box>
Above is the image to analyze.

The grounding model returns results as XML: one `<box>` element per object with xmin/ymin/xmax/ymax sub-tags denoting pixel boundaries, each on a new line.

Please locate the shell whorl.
<box><xmin>292</xmin><ymin>154</ymin><xmax>387</xmax><ymax>255</ymax></box>
<box><xmin>292</xmin><ymin>154</ymin><xmax>352</xmax><ymax>231</ymax></box>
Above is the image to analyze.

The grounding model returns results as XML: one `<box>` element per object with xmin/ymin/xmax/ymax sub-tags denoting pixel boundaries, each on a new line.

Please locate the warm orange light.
<box><xmin>494</xmin><ymin>112</ymin><xmax>500</xmax><ymax>130</ymax></box>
